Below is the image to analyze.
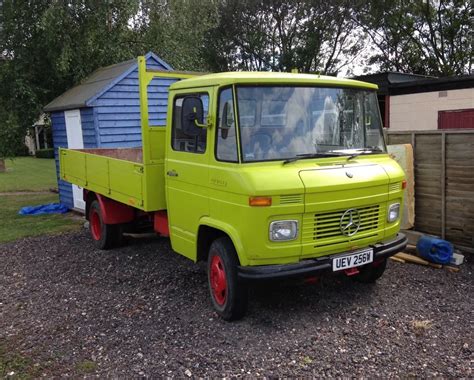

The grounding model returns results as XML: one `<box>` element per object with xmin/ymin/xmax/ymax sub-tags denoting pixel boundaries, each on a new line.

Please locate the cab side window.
<box><xmin>172</xmin><ymin>93</ymin><xmax>209</xmax><ymax>153</ymax></box>
<box><xmin>216</xmin><ymin>88</ymin><xmax>238</xmax><ymax>162</ymax></box>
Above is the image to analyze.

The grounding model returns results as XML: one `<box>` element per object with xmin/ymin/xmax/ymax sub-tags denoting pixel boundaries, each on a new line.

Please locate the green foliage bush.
<box><xmin>35</xmin><ymin>148</ymin><xmax>54</xmax><ymax>159</ymax></box>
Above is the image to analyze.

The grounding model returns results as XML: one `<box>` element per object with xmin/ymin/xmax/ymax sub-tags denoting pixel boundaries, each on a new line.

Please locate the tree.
<box><xmin>139</xmin><ymin>0</ymin><xmax>219</xmax><ymax>71</ymax></box>
<box><xmin>0</xmin><ymin>0</ymin><xmax>143</xmax><ymax>157</ymax></box>
<box><xmin>203</xmin><ymin>0</ymin><xmax>363</xmax><ymax>75</ymax></box>
<box><xmin>353</xmin><ymin>0</ymin><xmax>473</xmax><ymax>76</ymax></box>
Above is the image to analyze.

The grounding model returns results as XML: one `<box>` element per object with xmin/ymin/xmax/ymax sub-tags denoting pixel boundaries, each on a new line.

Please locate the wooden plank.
<box><xmin>447</xmin><ymin>182</ymin><xmax>474</xmax><ymax>191</ymax></box>
<box><xmin>395</xmin><ymin>253</ymin><xmax>430</xmax><ymax>265</ymax></box>
<box><xmin>390</xmin><ymin>256</ymin><xmax>406</xmax><ymax>263</ymax></box>
<box><xmin>444</xmin><ymin>189</ymin><xmax>474</xmax><ymax>198</ymax></box>
<box><xmin>388</xmin><ymin>134</ymin><xmax>412</xmax><ymax>145</ymax></box>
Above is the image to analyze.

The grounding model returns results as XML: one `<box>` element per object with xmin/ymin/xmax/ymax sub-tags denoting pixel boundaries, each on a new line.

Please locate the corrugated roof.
<box><xmin>389</xmin><ymin>74</ymin><xmax>474</xmax><ymax>95</ymax></box>
<box><xmin>44</xmin><ymin>58</ymin><xmax>136</xmax><ymax>112</ymax></box>
<box><xmin>353</xmin><ymin>72</ymin><xmax>437</xmax><ymax>95</ymax></box>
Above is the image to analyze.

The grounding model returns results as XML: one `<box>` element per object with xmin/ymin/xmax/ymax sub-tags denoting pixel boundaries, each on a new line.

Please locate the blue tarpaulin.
<box><xmin>19</xmin><ymin>203</ymin><xmax>69</xmax><ymax>216</ymax></box>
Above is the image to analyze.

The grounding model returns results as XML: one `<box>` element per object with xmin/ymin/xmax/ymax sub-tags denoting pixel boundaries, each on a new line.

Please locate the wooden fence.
<box><xmin>387</xmin><ymin>129</ymin><xmax>474</xmax><ymax>253</ymax></box>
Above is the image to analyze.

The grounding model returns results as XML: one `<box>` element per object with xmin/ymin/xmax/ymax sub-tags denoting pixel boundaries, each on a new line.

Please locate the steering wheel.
<box><xmin>250</xmin><ymin>131</ymin><xmax>273</xmax><ymax>151</ymax></box>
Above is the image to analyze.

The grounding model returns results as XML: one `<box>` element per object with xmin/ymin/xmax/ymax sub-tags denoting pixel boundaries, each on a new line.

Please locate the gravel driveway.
<box><xmin>0</xmin><ymin>230</ymin><xmax>472</xmax><ymax>377</ymax></box>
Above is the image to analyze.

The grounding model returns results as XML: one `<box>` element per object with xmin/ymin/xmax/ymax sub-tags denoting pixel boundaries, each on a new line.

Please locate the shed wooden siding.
<box><xmin>388</xmin><ymin>130</ymin><xmax>474</xmax><ymax>252</ymax></box>
<box><xmin>93</xmin><ymin>58</ymin><xmax>178</xmax><ymax>148</ymax></box>
<box><xmin>80</xmin><ymin>108</ymin><xmax>97</xmax><ymax>148</ymax></box>
<box><xmin>51</xmin><ymin>111</ymin><xmax>73</xmax><ymax>209</ymax></box>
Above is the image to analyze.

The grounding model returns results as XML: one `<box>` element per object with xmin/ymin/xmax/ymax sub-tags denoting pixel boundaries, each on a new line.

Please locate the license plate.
<box><xmin>332</xmin><ymin>248</ymin><xmax>373</xmax><ymax>271</ymax></box>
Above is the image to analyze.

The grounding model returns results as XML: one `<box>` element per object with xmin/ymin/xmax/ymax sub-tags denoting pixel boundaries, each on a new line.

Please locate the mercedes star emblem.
<box><xmin>340</xmin><ymin>208</ymin><xmax>361</xmax><ymax>236</ymax></box>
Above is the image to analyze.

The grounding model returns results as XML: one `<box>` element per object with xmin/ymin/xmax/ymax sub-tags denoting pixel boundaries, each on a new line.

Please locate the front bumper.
<box><xmin>238</xmin><ymin>233</ymin><xmax>407</xmax><ymax>281</ymax></box>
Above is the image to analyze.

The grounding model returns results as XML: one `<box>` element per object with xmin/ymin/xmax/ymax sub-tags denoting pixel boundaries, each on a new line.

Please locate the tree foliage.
<box><xmin>139</xmin><ymin>0</ymin><xmax>219</xmax><ymax>71</ymax></box>
<box><xmin>354</xmin><ymin>0</ymin><xmax>473</xmax><ymax>76</ymax></box>
<box><xmin>203</xmin><ymin>0</ymin><xmax>363</xmax><ymax>74</ymax></box>
<box><xmin>0</xmin><ymin>0</ymin><xmax>144</xmax><ymax>157</ymax></box>
<box><xmin>0</xmin><ymin>0</ymin><xmax>472</xmax><ymax>156</ymax></box>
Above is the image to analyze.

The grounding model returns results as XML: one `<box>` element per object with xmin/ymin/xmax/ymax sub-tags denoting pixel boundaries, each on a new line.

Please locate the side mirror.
<box><xmin>220</xmin><ymin>101</ymin><xmax>233</xmax><ymax>139</ymax></box>
<box><xmin>181</xmin><ymin>96</ymin><xmax>205</xmax><ymax>136</ymax></box>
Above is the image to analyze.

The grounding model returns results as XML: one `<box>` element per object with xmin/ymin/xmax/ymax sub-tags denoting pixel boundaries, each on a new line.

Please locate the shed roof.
<box><xmin>353</xmin><ymin>72</ymin><xmax>437</xmax><ymax>95</ymax></box>
<box><xmin>389</xmin><ymin>74</ymin><xmax>474</xmax><ymax>95</ymax></box>
<box><xmin>44</xmin><ymin>52</ymin><xmax>172</xmax><ymax>112</ymax></box>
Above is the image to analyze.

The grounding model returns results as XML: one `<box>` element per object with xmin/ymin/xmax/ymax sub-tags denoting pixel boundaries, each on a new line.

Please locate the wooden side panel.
<box><xmin>413</xmin><ymin>134</ymin><xmax>442</xmax><ymax>236</ymax></box>
<box><xmin>387</xmin><ymin>134</ymin><xmax>411</xmax><ymax>145</ymax></box>
<box><xmin>93</xmin><ymin>55</ymin><xmax>178</xmax><ymax>148</ymax></box>
<box><xmin>445</xmin><ymin>133</ymin><xmax>474</xmax><ymax>247</ymax></box>
<box><xmin>80</xmin><ymin>108</ymin><xmax>97</xmax><ymax>148</ymax></box>
<box><xmin>388</xmin><ymin>130</ymin><xmax>474</xmax><ymax>251</ymax></box>
<box><xmin>51</xmin><ymin>111</ymin><xmax>73</xmax><ymax>209</ymax></box>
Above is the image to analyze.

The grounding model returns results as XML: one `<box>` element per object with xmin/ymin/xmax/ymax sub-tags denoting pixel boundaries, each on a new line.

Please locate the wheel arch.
<box><xmin>84</xmin><ymin>190</ymin><xmax>97</xmax><ymax>220</ymax></box>
<box><xmin>197</xmin><ymin>217</ymin><xmax>248</xmax><ymax>266</ymax></box>
<box><xmin>84</xmin><ymin>191</ymin><xmax>134</xmax><ymax>225</ymax></box>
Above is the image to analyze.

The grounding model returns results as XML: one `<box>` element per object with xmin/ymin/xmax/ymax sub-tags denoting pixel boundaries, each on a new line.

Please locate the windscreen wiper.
<box><xmin>282</xmin><ymin>152</ymin><xmax>345</xmax><ymax>165</ymax></box>
<box><xmin>347</xmin><ymin>147</ymin><xmax>385</xmax><ymax>161</ymax></box>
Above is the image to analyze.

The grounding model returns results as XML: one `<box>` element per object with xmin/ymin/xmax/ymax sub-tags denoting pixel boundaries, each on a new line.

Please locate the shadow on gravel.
<box><xmin>121</xmin><ymin>233</ymin><xmax>375</xmax><ymax>321</ymax></box>
<box><xmin>0</xmin><ymin>230</ymin><xmax>472</xmax><ymax>378</ymax></box>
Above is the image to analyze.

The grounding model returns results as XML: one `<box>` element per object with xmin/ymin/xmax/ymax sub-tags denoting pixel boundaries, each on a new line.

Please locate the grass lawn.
<box><xmin>0</xmin><ymin>157</ymin><xmax>57</xmax><ymax>192</ymax></box>
<box><xmin>0</xmin><ymin>193</ymin><xmax>82</xmax><ymax>243</ymax></box>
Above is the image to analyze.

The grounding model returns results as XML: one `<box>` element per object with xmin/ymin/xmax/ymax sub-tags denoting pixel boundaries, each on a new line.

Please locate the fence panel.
<box><xmin>388</xmin><ymin>129</ymin><xmax>474</xmax><ymax>253</ymax></box>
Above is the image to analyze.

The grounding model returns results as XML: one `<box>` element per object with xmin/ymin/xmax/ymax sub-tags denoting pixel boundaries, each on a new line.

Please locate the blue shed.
<box><xmin>44</xmin><ymin>52</ymin><xmax>181</xmax><ymax>211</ymax></box>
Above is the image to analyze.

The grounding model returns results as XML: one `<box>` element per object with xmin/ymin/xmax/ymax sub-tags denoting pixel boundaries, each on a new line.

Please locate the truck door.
<box><xmin>165</xmin><ymin>88</ymin><xmax>215</xmax><ymax>260</ymax></box>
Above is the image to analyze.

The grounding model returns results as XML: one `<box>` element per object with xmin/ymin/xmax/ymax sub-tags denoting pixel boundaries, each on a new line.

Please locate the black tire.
<box><xmin>207</xmin><ymin>237</ymin><xmax>248</xmax><ymax>321</ymax></box>
<box><xmin>88</xmin><ymin>200</ymin><xmax>123</xmax><ymax>250</ymax></box>
<box><xmin>354</xmin><ymin>258</ymin><xmax>387</xmax><ymax>283</ymax></box>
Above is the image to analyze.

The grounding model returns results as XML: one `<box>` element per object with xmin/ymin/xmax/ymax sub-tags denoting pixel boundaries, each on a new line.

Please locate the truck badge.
<box><xmin>340</xmin><ymin>208</ymin><xmax>361</xmax><ymax>236</ymax></box>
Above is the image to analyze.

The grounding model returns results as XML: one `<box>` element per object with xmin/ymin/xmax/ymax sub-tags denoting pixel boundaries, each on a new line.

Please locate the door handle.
<box><xmin>167</xmin><ymin>170</ymin><xmax>178</xmax><ymax>177</ymax></box>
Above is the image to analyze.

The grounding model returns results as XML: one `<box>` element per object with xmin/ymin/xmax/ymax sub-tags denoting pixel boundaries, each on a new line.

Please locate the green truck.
<box><xmin>59</xmin><ymin>56</ymin><xmax>407</xmax><ymax>320</ymax></box>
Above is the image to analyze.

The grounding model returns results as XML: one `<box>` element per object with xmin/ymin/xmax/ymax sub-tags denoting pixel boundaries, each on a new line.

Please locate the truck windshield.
<box><xmin>236</xmin><ymin>86</ymin><xmax>386</xmax><ymax>162</ymax></box>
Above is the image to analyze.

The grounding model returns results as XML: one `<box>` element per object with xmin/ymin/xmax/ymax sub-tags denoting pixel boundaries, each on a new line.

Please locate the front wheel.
<box><xmin>354</xmin><ymin>258</ymin><xmax>387</xmax><ymax>283</ymax></box>
<box><xmin>208</xmin><ymin>237</ymin><xmax>248</xmax><ymax>321</ymax></box>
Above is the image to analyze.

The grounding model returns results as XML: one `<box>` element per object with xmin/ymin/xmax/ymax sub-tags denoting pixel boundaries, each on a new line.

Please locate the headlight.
<box><xmin>387</xmin><ymin>203</ymin><xmax>400</xmax><ymax>222</ymax></box>
<box><xmin>269</xmin><ymin>220</ymin><xmax>298</xmax><ymax>241</ymax></box>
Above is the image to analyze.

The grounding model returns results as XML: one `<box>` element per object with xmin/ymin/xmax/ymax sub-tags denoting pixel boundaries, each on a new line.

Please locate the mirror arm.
<box><xmin>194</xmin><ymin>120</ymin><xmax>207</xmax><ymax>128</ymax></box>
<box><xmin>194</xmin><ymin>115</ymin><xmax>211</xmax><ymax>128</ymax></box>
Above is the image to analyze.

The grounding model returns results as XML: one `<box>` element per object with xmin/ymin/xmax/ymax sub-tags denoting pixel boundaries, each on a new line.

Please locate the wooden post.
<box><xmin>0</xmin><ymin>159</ymin><xmax>5</xmax><ymax>173</ymax></box>
<box><xmin>43</xmin><ymin>128</ymin><xmax>48</xmax><ymax>149</ymax></box>
<box><xmin>35</xmin><ymin>126</ymin><xmax>40</xmax><ymax>153</ymax></box>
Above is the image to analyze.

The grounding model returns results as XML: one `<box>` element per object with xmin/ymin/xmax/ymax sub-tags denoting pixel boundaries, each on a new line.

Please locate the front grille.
<box><xmin>303</xmin><ymin>204</ymin><xmax>381</xmax><ymax>243</ymax></box>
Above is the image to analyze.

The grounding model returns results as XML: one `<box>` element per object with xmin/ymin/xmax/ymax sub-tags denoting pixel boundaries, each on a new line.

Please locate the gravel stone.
<box><xmin>0</xmin><ymin>230</ymin><xmax>472</xmax><ymax>377</ymax></box>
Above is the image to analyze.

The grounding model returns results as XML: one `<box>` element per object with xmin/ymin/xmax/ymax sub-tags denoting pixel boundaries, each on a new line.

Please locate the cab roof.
<box><xmin>170</xmin><ymin>71</ymin><xmax>378</xmax><ymax>91</ymax></box>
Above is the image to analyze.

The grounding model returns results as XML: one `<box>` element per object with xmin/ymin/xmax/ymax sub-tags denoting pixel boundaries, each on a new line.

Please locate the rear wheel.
<box><xmin>208</xmin><ymin>237</ymin><xmax>248</xmax><ymax>321</ymax></box>
<box><xmin>354</xmin><ymin>258</ymin><xmax>387</xmax><ymax>283</ymax></box>
<box><xmin>89</xmin><ymin>200</ymin><xmax>123</xmax><ymax>250</ymax></box>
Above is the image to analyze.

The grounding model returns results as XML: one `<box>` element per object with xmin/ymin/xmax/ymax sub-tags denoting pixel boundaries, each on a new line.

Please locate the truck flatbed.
<box><xmin>59</xmin><ymin>147</ymin><xmax>165</xmax><ymax>211</ymax></box>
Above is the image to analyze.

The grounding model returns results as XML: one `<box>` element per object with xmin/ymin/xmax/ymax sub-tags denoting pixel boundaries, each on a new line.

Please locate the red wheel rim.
<box><xmin>210</xmin><ymin>255</ymin><xmax>227</xmax><ymax>306</ymax></box>
<box><xmin>90</xmin><ymin>208</ymin><xmax>102</xmax><ymax>241</ymax></box>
